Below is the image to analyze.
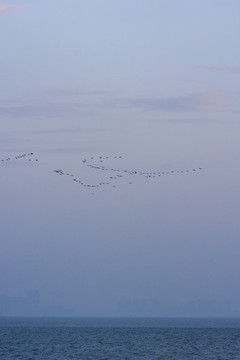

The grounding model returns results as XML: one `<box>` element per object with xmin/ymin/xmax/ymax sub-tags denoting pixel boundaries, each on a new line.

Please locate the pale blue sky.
<box><xmin>0</xmin><ymin>0</ymin><xmax>240</xmax><ymax>316</ymax></box>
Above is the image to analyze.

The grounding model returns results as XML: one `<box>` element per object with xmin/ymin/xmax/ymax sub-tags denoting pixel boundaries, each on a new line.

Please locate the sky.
<box><xmin>0</xmin><ymin>0</ymin><xmax>240</xmax><ymax>317</ymax></box>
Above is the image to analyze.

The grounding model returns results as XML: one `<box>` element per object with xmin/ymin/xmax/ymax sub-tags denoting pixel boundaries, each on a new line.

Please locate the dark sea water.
<box><xmin>0</xmin><ymin>317</ymin><xmax>240</xmax><ymax>359</ymax></box>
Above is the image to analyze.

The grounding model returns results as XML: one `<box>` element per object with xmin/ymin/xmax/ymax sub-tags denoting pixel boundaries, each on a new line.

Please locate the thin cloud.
<box><xmin>118</xmin><ymin>93</ymin><xmax>229</xmax><ymax>112</ymax></box>
<box><xmin>199</xmin><ymin>65</ymin><xmax>240</xmax><ymax>74</ymax></box>
<box><xmin>46</xmin><ymin>88</ymin><xmax>117</xmax><ymax>98</ymax></box>
<box><xmin>0</xmin><ymin>100</ymin><xmax>86</xmax><ymax>119</ymax></box>
<box><xmin>0</xmin><ymin>92</ymin><xmax>230</xmax><ymax>119</ymax></box>
<box><xmin>0</xmin><ymin>3</ymin><xmax>25</xmax><ymax>15</ymax></box>
<box><xmin>0</xmin><ymin>4</ymin><xmax>13</xmax><ymax>14</ymax></box>
<box><xmin>32</xmin><ymin>128</ymin><xmax>110</xmax><ymax>135</ymax></box>
<box><xmin>0</xmin><ymin>88</ymin><xmax>118</xmax><ymax>119</ymax></box>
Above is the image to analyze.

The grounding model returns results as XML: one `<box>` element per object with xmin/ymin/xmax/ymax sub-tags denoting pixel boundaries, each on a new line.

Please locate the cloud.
<box><xmin>46</xmin><ymin>88</ymin><xmax>117</xmax><ymax>98</ymax></box>
<box><xmin>0</xmin><ymin>3</ymin><xmax>25</xmax><ymax>15</ymax></box>
<box><xmin>0</xmin><ymin>100</ymin><xmax>85</xmax><ymax>119</ymax></box>
<box><xmin>117</xmin><ymin>93</ymin><xmax>229</xmax><ymax>112</ymax></box>
<box><xmin>32</xmin><ymin>128</ymin><xmax>109</xmax><ymax>135</ymax></box>
<box><xmin>0</xmin><ymin>88</ymin><xmax>119</xmax><ymax>119</ymax></box>
<box><xmin>199</xmin><ymin>65</ymin><xmax>240</xmax><ymax>74</ymax></box>
<box><xmin>0</xmin><ymin>91</ymin><xmax>230</xmax><ymax>120</ymax></box>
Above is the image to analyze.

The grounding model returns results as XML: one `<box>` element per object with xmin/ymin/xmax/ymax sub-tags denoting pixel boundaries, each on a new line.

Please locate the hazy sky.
<box><xmin>1</xmin><ymin>0</ymin><xmax>240</xmax><ymax>316</ymax></box>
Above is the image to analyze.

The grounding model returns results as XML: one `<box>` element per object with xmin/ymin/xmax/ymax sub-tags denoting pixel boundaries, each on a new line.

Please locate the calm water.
<box><xmin>0</xmin><ymin>318</ymin><xmax>240</xmax><ymax>359</ymax></box>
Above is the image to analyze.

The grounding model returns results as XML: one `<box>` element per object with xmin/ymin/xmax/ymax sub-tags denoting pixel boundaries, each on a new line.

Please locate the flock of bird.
<box><xmin>1</xmin><ymin>153</ymin><xmax>38</xmax><ymax>163</ymax></box>
<box><xmin>53</xmin><ymin>155</ymin><xmax>202</xmax><ymax>194</ymax></box>
<box><xmin>1</xmin><ymin>152</ymin><xmax>202</xmax><ymax>195</ymax></box>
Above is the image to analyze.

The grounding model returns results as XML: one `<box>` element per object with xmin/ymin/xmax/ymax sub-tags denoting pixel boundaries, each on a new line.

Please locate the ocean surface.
<box><xmin>0</xmin><ymin>317</ymin><xmax>240</xmax><ymax>359</ymax></box>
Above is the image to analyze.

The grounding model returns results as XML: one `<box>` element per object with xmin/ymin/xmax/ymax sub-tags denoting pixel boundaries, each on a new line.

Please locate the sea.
<box><xmin>0</xmin><ymin>317</ymin><xmax>240</xmax><ymax>359</ymax></box>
